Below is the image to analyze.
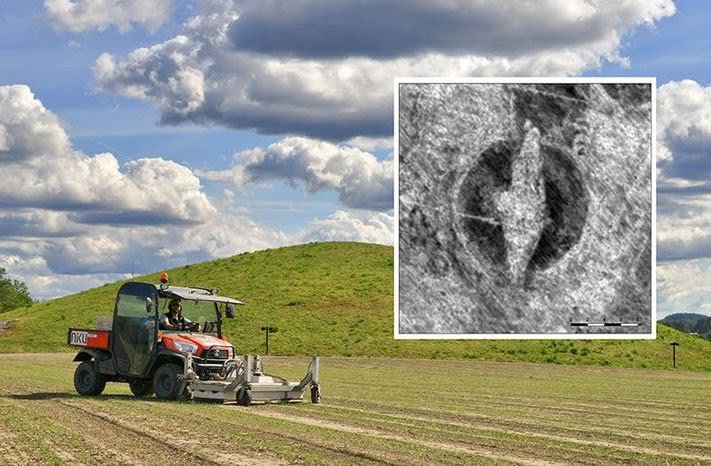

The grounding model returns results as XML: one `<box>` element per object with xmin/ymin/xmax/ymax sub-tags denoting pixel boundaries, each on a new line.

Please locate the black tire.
<box><xmin>236</xmin><ymin>387</ymin><xmax>252</xmax><ymax>406</ymax></box>
<box><xmin>74</xmin><ymin>361</ymin><xmax>107</xmax><ymax>396</ymax></box>
<box><xmin>129</xmin><ymin>380</ymin><xmax>154</xmax><ymax>397</ymax></box>
<box><xmin>152</xmin><ymin>363</ymin><xmax>189</xmax><ymax>401</ymax></box>
<box><xmin>310</xmin><ymin>384</ymin><xmax>321</xmax><ymax>404</ymax></box>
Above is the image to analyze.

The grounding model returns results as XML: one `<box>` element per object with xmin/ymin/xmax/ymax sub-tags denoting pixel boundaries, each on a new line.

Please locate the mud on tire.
<box><xmin>74</xmin><ymin>361</ymin><xmax>107</xmax><ymax>396</ymax></box>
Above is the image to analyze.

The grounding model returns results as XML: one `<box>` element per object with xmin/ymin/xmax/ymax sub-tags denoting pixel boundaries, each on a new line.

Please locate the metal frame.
<box><xmin>189</xmin><ymin>355</ymin><xmax>321</xmax><ymax>405</ymax></box>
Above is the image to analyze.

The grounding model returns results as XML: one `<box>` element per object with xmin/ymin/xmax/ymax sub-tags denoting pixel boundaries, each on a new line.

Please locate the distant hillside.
<box><xmin>1</xmin><ymin>242</ymin><xmax>710</xmax><ymax>371</ymax></box>
<box><xmin>660</xmin><ymin>313</ymin><xmax>709</xmax><ymax>324</ymax></box>
<box><xmin>659</xmin><ymin>313</ymin><xmax>711</xmax><ymax>340</ymax></box>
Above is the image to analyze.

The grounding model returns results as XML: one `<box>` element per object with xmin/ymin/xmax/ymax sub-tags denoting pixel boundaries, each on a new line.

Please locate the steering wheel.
<box><xmin>183</xmin><ymin>322</ymin><xmax>199</xmax><ymax>332</ymax></box>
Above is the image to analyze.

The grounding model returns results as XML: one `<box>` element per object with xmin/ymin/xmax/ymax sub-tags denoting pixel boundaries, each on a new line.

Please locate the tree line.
<box><xmin>0</xmin><ymin>268</ymin><xmax>33</xmax><ymax>313</ymax></box>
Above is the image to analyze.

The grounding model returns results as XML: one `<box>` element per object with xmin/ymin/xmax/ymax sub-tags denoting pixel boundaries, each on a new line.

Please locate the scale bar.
<box><xmin>570</xmin><ymin>322</ymin><xmax>639</xmax><ymax>327</ymax></box>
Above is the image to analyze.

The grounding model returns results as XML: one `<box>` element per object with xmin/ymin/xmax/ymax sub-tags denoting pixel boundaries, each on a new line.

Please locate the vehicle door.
<box><xmin>111</xmin><ymin>282</ymin><xmax>158</xmax><ymax>376</ymax></box>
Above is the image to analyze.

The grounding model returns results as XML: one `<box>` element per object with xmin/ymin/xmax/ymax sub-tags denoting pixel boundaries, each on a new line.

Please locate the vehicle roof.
<box><xmin>154</xmin><ymin>284</ymin><xmax>245</xmax><ymax>305</ymax></box>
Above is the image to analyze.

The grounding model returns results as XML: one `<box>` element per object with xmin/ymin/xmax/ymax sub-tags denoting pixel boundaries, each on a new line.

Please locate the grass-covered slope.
<box><xmin>1</xmin><ymin>242</ymin><xmax>709</xmax><ymax>370</ymax></box>
<box><xmin>0</xmin><ymin>242</ymin><xmax>393</xmax><ymax>356</ymax></box>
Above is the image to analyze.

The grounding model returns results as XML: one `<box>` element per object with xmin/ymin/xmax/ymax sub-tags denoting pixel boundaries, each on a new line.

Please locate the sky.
<box><xmin>0</xmin><ymin>0</ymin><xmax>710</xmax><ymax>320</ymax></box>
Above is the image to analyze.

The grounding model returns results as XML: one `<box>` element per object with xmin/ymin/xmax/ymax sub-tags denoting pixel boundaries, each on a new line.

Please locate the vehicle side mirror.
<box><xmin>146</xmin><ymin>297</ymin><xmax>154</xmax><ymax>313</ymax></box>
<box><xmin>226</xmin><ymin>303</ymin><xmax>235</xmax><ymax>318</ymax></box>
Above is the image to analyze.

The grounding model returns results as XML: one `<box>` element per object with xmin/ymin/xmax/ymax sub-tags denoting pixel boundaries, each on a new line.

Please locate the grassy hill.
<box><xmin>1</xmin><ymin>242</ymin><xmax>709</xmax><ymax>371</ymax></box>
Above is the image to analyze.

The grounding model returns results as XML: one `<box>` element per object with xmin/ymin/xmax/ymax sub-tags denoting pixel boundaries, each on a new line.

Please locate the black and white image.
<box><xmin>396</xmin><ymin>79</ymin><xmax>654</xmax><ymax>337</ymax></box>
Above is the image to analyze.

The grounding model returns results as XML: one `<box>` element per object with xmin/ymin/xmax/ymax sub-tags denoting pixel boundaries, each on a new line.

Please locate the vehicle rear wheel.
<box><xmin>152</xmin><ymin>363</ymin><xmax>189</xmax><ymax>401</ymax></box>
<box><xmin>74</xmin><ymin>361</ymin><xmax>107</xmax><ymax>396</ymax></box>
<box><xmin>129</xmin><ymin>380</ymin><xmax>154</xmax><ymax>397</ymax></box>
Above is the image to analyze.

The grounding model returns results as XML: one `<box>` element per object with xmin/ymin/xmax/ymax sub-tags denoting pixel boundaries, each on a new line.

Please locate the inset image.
<box><xmin>395</xmin><ymin>79</ymin><xmax>654</xmax><ymax>337</ymax></box>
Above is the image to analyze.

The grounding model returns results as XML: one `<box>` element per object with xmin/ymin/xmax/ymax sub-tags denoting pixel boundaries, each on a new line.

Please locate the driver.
<box><xmin>160</xmin><ymin>299</ymin><xmax>191</xmax><ymax>330</ymax></box>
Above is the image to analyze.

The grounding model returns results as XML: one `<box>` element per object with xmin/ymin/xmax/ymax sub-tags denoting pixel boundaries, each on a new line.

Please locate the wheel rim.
<box><xmin>78</xmin><ymin>369</ymin><xmax>92</xmax><ymax>390</ymax></box>
<box><xmin>158</xmin><ymin>373</ymin><xmax>174</xmax><ymax>395</ymax></box>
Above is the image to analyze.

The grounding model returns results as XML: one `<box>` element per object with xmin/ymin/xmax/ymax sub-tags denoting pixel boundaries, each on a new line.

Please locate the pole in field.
<box><xmin>260</xmin><ymin>326</ymin><xmax>278</xmax><ymax>355</ymax></box>
<box><xmin>670</xmin><ymin>341</ymin><xmax>679</xmax><ymax>368</ymax></box>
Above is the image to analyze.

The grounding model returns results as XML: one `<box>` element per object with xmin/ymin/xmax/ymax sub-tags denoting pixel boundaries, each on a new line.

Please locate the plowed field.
<box><xmin>0</xmin><ymin>354</ymin><xmax>709</xmax><ymax>465</ymax></box>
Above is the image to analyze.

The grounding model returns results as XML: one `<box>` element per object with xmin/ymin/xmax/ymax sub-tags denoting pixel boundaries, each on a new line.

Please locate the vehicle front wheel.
<box><xmin>129</xmin><ymin>380</ymin><xmax>154</xmax><ymax>397</ymax></box>
<box><xmin>74</xmin><ymin>361</ymin><xmax>107</xmax><ymax>396</ymax></box>
<box><xmin>152</xmin><ymin>363</ymin><xmax>189</xmax><ymax>401</ymax></box>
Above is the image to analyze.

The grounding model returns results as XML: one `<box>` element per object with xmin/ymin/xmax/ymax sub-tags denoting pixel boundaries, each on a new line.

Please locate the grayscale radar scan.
<box><xmin>396</xmin><ymin>79</ymin><xmax>654</xmax><ymax>338</ymax></box>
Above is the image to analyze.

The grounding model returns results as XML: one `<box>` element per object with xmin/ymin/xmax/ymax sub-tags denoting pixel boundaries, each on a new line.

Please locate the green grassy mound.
<box><xmin>0</xmin><ymin>242</ymin><xmax>709</xmax><ymax>370</ymax></box>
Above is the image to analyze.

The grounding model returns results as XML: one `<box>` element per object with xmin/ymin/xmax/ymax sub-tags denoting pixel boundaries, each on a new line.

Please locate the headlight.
<box><xmin>173</xmin><ymin>341</ymin><xmax>198</xmax><ymax>354</ymax></box>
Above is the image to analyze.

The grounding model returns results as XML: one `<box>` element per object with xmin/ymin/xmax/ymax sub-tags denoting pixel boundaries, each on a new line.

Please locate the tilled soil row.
<box><xmin>323</xmin><ymin>394</ymin><xmax>710</xmax><ymax>443</ymax></box>
<box><xmin>68</xmin><ymin>397</ymin><xmax>408</xmax><ymax>466</ymax></box>
<box><xmin>59</xmin><ymin>399</ymin><xmax>292</xmax><ymax>466</ymax></box>
<box><xmin>315</xmin><ymin>396</ymin><xmax>711</xmax><ymax>464</ymax></box>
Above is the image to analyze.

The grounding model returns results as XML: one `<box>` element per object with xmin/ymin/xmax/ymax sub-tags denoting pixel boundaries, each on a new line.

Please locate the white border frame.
<box><xmin>393</xmin><ymin>76</ymin><xmax>657</xmax><ymax>340</ymax></box>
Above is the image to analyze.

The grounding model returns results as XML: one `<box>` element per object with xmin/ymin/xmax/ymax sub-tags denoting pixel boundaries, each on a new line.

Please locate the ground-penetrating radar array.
<box><xmin>397</xmin><ymin>81</ymin><xmax>653</xmax><ymax>336</ymax></box>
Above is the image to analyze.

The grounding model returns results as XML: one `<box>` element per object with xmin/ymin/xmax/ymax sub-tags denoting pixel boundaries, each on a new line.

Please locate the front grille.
<box><xmin>209</xmin><ymin>348</ymin><xmax>229</xmax><ymax>359</ymax></box>
<box><xmin>193</xmin><ymin>346</ymin><xmax>234</xmax><ymax>380</ymax></box>
<box><xmin>197</xmin><ymin>346</ymin><xmax>231</xmax><ymax>361</ymax></box>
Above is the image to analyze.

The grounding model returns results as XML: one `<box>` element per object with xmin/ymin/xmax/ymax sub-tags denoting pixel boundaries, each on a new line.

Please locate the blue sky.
<box><xmin>591</xmin><ymin>0</ymin><xmax>711</xmax><ymax>84</ymax></box>
<box><xmin>0</xmin><ymin>0</ymin><xmax>708</xmax><ymax>320</ymax></box>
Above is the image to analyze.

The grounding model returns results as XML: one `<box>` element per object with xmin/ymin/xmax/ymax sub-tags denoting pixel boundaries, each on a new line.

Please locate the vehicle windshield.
<box><xmin>161</xmin><ymin>298</ymin><xmax>217</xmax><ymax>332</ymax></box>
<box><xmin>178</xmin><ymin>299</ymin><xmax>216</xmax><ymax>324</ymax></box>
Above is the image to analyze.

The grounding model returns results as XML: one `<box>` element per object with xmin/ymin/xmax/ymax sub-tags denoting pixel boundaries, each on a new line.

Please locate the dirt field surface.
<box><xmin>0</xmin><ymin>354</ymin><xmax>709</xmax><ymax>465</ymax></box>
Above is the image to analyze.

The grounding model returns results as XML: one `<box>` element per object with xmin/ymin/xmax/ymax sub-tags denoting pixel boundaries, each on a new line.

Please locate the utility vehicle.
<box><xmin>68</xmin><ymin>274</ymin><xmax>320</xmax><ymax>405</ymax></box>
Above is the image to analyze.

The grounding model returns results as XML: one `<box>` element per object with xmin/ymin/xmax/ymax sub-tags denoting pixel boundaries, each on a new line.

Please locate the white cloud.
<box><xmin>345</xmin><ymin>136</ymin><xmax>393</xmax><ymax>152</ymax></box>
<box><xmin>0</xmin><ymin>125</ymin><xmax>9</xmax><ymax>151</ymax></box>
<box><xmin>656</xmin><ymin>80</ymin><xmax>711</xmax><ymax>262</ymax></box>
<box><xmin>658</xmin><ymin>80</ymin><xmax>711</xmax><ymax>173</ymax></box>
<box><xmin>0</xmin><ymin>210</ymin><xmax>80</xmax><ymax>238</ymax></box>
<box><xmin>1</xmin><ymin>206</ymin><xmax>393</xmax><ymax>300</ymax></box>
<box><xmin>0</xmin><ymin>84</ymin><xmax>266</xmax><ymax>296</ymax></box>
<box><xmin>0</xmin><ymin>84</ymin><xmax>396</xmax><ymax>300</ymax></box>
<box><xmin>1</xmin><ymin>205</ymin><xmax>396</xmax><ymax>300</ymax></box>
<box><xmin>657</xmin><ymin>259</ymin><xmax>711</xmax><ymax>318</ymax></box>
<box><xmin>228</xmin><ymin>0</ymin><xmax>673</xmax><ymax>59</ymax></box>
<box><xmin>657</xmin><ymin>206</ymin><xmax>711</xmax><ymax>261</ymax></box>
<box><xmin>0</xmin><ymin>85</ymin><xmax>71</xmax><ymax>162</ymax></box>
<box><xmin>94</xmin><ymin>0</ymin><xmax>675</xmax><ymax>139</ymax></box>
<box><xmin>0</xmin><ymin>251</ymin><xmax>129</xmax><ymax>301</ymax></box>
<box><xmin>0</xmin><ymin>85</ymin><xmax>215</xmax><ymax>224</ymax></box>
<box><xmin>45</xmin><ymin>0</ymin><xmax>173</xmax><ymax>33</ymax></box>
<box><xmin>199</xmin><ymin>137</ymin><xmax>393</xmax><ymax>210</ymax></box>
<box><xmin>158</xmin><ymin>211</ymin><xmax>289</xmax><ymax>260</ymax></box>
<box><xmin>299</xmin><ymin>210</ymin><xmax>393</xmax><ymax>245</ymax></box>
<box><xmin>0</xmin><ymin>206</ymin><xmax>288</xmax><ymax>281</ymax></box>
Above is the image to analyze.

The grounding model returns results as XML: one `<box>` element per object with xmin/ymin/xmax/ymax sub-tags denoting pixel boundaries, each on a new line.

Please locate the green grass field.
<box><xmin>1</xmin><ymin>244</ymin><xmax>709</xmax><ymax>464</ymax></box>
<box><xmin>0</xmin><ymin>353</ymin><xmax>709</xmax><ymax>465</ymax></box>
<box><xmin>0</xmin><ymin>242</ymin><xmax>709</xmax><ymax>371</ymax></box>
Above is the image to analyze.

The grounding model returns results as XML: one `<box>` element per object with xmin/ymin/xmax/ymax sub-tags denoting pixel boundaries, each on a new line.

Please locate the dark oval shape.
<box><xmin>456</xmin><ymin>140</ymin><xmax>588</xmax><ymax>281</ymax></box>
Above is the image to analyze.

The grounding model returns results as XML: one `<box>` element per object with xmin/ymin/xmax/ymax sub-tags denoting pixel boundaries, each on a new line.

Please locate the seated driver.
<box><xmin>160</xmin><ymin>299</ymin><xmax>192</xmax><ymax>330</ymax></box>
